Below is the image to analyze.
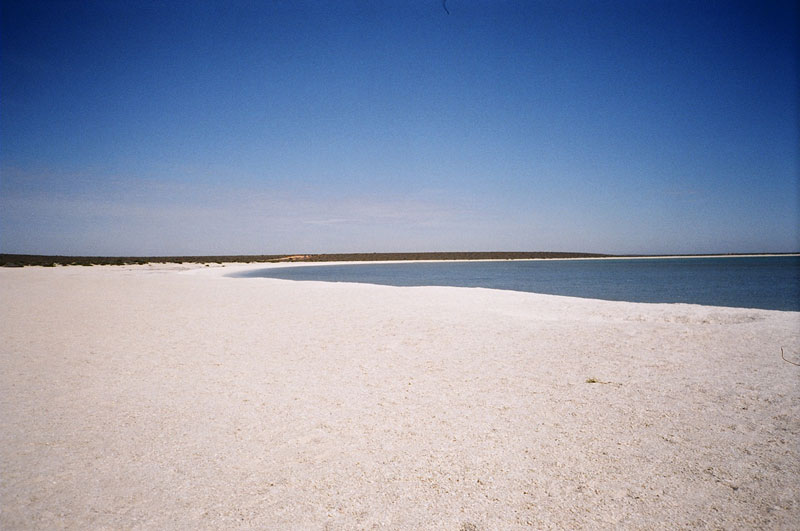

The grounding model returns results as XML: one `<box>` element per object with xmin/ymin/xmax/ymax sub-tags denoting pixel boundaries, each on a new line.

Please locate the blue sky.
<box><xmin>1</xmin><ymin>0</ymin><xmax>797</xmax><ymax>255</ymax></box>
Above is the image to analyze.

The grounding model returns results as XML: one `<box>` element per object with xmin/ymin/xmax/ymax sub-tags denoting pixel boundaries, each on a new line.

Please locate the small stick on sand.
<box><xmin>781</xmin><ymin>347</ymin><xmax>800</xmax><ymax>366</ymax></box>
<box><xmin>585</xmin><ymin>377</ymin><xmax>621</xmax><ymax>386</ymax></box>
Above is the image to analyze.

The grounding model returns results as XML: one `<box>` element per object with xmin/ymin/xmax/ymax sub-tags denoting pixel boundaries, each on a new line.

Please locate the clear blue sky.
<box><xmin>1</xmin><ymin>0</ymin><xmax>797</xmax><ymax>255</ymax></box>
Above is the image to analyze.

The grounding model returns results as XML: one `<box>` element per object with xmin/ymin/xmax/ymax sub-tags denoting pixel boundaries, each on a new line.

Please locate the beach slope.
<box><xmin>1</xmin><ymin>264</ymin><xmax>798</xmax><ymax>529</ymax></box>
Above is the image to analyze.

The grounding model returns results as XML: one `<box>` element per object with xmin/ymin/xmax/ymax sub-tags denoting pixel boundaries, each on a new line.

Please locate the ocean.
<box><xmin>236</xmin><ymin>256</ymin><xmax>800</xmax><ymax>311</ymax></box>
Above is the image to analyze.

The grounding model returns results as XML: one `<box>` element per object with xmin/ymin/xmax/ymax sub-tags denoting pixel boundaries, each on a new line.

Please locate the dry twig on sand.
<box><xmin>781</xmin><ymin>347</ymin><xmax>800</xmax><ymax>366</ymax></box>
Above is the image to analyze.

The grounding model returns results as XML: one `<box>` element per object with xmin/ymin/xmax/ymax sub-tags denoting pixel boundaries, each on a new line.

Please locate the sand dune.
<box><xmin>1</xmin><ymin>263</ymin><xmax>798</xmax><ymax>529</ymax></box>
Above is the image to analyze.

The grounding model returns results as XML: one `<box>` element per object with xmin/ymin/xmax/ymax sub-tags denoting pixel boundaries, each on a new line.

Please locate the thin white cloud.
<box><xmin>0</xmin><ymin>175</ymin><xmax>502</xmax><ymax>254</ymax></box>
<box><xmin>302</xmin><ymin>218</ymin><xmax>354</xmax><ymax>226</ymax></box>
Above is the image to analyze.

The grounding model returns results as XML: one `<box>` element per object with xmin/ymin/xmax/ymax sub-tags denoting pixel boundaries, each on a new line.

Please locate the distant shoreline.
<box><xmin>1</xmin><ymin>251</ymin><xmax>798</xmax><ymax>267</ymax></box>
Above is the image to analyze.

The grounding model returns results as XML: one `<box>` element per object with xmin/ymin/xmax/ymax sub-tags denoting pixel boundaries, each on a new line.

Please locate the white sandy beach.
<box><xmin>1</xmin><ymin>263</ymin><xmax>798</xmax><ymax>529</ymax></box>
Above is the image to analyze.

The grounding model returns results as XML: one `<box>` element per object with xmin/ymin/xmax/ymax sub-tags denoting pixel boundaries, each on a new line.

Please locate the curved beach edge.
<box><xmin>1</xmin><ymin>264</ymin><xmax>798</xmax><ymax>529</ymax></box>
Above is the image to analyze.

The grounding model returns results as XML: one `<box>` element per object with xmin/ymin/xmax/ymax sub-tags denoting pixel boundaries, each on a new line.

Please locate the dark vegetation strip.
<box><xmin>0</xmin><ymin>252</ymin><xmax>610</xmax><ymax>267</ymax></box>
<box><xmin>4</xmin><ymin>251</ymin><xmax>792</xmax><ymax>267</ymax></box>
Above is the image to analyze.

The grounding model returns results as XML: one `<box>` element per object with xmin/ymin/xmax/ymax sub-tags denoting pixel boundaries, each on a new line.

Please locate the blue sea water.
<box><xmin>237</xmin><ymin>256</ymin><xmax>800</xmax><ymax>311</ymax></box>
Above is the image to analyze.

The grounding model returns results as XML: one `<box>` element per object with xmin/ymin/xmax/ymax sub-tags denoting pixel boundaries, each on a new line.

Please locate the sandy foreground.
<box><xmin>1</xmin><ymin>263</ymin><xmax>798</xmax><ymax>529</ymax></box>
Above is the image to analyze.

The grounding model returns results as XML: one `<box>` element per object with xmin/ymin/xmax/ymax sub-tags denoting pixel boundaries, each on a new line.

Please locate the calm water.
<box><xmin>237</xmin><ymin>256</ymin><xmax>800</xmax><ymax>311</ymax></box>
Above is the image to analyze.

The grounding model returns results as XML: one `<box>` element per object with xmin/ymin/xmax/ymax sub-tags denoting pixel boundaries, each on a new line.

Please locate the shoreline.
<box><xmin>216</xmin><ymin>252</ymin><xmax>800</xmax><ymax>269</ymax></box>
<box><xmin>2</xmin><ymin>265</ymin><xmax>798</xmax><ymax>528</ymax></box>
<box><xmin>213</xmin><ymin>258</ymin><xmax>800</xmax><ymax>313</ymax></box>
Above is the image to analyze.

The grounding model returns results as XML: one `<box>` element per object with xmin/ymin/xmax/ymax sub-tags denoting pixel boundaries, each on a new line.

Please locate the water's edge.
<box><xmin>232</xmin><ymin>256</ymin><xmax>800</xmax><ymax>312</ymax></box>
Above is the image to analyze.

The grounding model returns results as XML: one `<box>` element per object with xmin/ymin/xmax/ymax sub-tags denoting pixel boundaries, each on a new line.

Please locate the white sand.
<box><xmin>1</xmin><ymin>263</ymin><xmax>798</xmax><ymax>529</ymax></box>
